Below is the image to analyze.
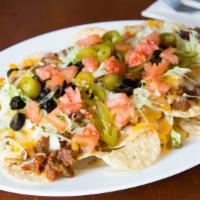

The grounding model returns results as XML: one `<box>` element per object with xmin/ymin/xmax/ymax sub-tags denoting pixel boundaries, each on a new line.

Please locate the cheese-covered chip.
<box><xmin>95</xmin><ymin>129</ymin><xmax>160</xmax><ymax>170</ymax></box>
<box><xmin>179</xmin><ymin>118</ymin><xmax>200</xmax><ymax>135</ymax></box>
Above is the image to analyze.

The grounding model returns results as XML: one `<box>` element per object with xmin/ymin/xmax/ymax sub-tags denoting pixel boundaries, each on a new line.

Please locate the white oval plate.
<box><xmin>0</xmin><ymin>20</ymin><xmax>200</xmax><ymax>196</ymax></box>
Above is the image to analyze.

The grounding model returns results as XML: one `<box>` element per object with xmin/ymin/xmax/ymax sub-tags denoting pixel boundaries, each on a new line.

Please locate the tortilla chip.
<box><xmin>19</xmin><ymin>52</ymin><xmax>45</xmax><ymax>67</ymax></box>
<box><xmin>95</xmin><ymin>129</ymin><xmax>160</xmax><ymax>170</ymax></box>
<box><xmin>2</xmin><ymin>160</ymin><xmax>47</xmax><ymax>182</ymax></box>
<box><xmin>179</xmin><ymin>118</ymin><xmax>200</xmax><ymax>135</ymax></box>
<box><xmin>165</xmin><ymin>105</ymin><xmax>200</xmax><ymax>118</ymax></box>
<box><xmin>74</xmin><ymin>27</ymin><xmax>106</xmax><ymax>42</ymax></box>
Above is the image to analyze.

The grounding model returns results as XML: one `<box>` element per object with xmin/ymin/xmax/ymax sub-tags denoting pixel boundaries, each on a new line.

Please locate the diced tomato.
<box><xmin>146</xmin><ymin>31</ymin><xmax>160</xmax><ymax>46</ymax></box>
<box><xmin>115</xmin><ymin>43</ymin><xmax>133</xmax><ymax>52</ymax></box>
<box><xmin>46</xmin><ymin>73</ymin><xmax>64</xmax><ymax>90</ymax></box>
<box><xmin>106</xmin><ymin>93</ymin><xmax>135</xmax><ymax>128</ymax></box>
<box><xmin>160</xmin><ymin>47</ymin><xmax>179</xmax><ymax>65</ymax></box>
<box><xmin>144</xmin><ymin>59</ymin><xmax>169</xmax><ymax>81</ymax></box>
<box><xmin>147</xmin><ymin>80</ymin><xmax>169</xmax><ymax>95</ymax></box>
<box><xmin>45</xmin><ymin>66</ymin><xmax>77</xmax><ymax>90</ymax></box>
<box><xmin>105</xmin><ymin>56</ymin><xmax>125</xmax><ymax>75</ymax></box>
<box><xmin>82</xmin><ymin>56</ymin><xmax>99</xmax><ymax>72</ymax></box>
<box><xmin>25</xmin><ymin>101</ymin><xmax>42</xmax><ymax>124</ymax></box>
<box><xmin>125</xmin><ymin>32</ymin><xmax>160</xmax><ymax>68</ymax></box>
<box><xmin>59</xmin><ymin>87</ymin><xmax>82</xmax><ymax>114</ymax></box>
<box><xmin>136</xmin><ymin>32</ymin><xmax>159</xmax><ymax>55</ymax></box>
<box><xmin>144</xmin><ymin>59</ymin><xmax>171</xmax><ymax>95</ymax></box>
<box><xmin>76</xmin><ymin>34</ymin><xmax>101</xmax><ymax>47</ymax></box>
<box><xmin>61</xmin><ymin>66</ymin><xmax>78</xmax><ymax>83</ymax></box>
<box><xmin>136</xmin><ymin>40</ymin><xmax>158</xmax><ymax>57</ymax></box>
<box><xmin>36</xmin><ymin>64</ymin><xmax>57</xmax><ymax>81</ymax></box>
<box><xmin>125</xmin><ymin>50</ymin><xmax>146</xmax><ymax>68</ymax></box>
<box><xmin>110</xmin><ymin>106</ymin><xmax>130</xmax><ymax>128</ymax></box>
<box><xmin>72</xmin><ymin>124</ymin><xmax>100</xmax><ymax>152</ymax></box>
<box><xmin>46</xmin><ymin>108</ymin><xmax>67</xmax><ymax>133</ymax></box>
<box><xmin>106</xmin><ymin>93</ymin><xmax>130</xmax><ymax>108</ymax></box>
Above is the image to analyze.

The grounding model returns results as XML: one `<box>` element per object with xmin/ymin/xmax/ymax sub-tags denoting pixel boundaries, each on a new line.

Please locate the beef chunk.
<box><xmin>35</xmin><ymin>136</ymin><xmax>49</xmax><ymax>153</ymax></box>
<box><xmin>44</xmin><ymin>163</ymin><xmax>60</xmax><ymax>181</ymax></box>
<box><xmin>21</xmin><ymin>153</ymin><xmax>46</xmax><ymax>175</ymax></box>
<box><xmin>57</xmin><ymin>147</ymin><xmax>75</xmax><ymax>166</ymax></box>
<box><xmin>171</xmin><ymin>99</ymin><xmax>190</xmax><ymax>111</ymax></box>
<box><xmin>44</xmin><ymin>147</ymin><xmax>75</xmax><ymax>181</ymax></box>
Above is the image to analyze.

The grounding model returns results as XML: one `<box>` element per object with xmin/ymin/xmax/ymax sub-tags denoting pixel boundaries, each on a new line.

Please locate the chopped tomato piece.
<box><xmin>59</xmin><ymin>87</ymin><xmax>83</xmax><ymax>114</ymax></box>
<box><xmin>145</xmin><ymin>31</ymin><xmax>160</xmax><ymax>46</ymax></box>
<box><xmin>106</xmin><ymin>93</ymin><xmax>130</xmax><ymax>108</ymax></box>
<box><xmin>125</xmin><ymin>50</ymin><xmax>146</xmax><ymax>68</ymax></box>
<box><xmin>46</xmin><ymin>108</ymin><xmax>67</xmax><ymax>133</ymax></box>
<box><xmin>125</xmin><ymin>32</ymin><xmax>160</xmax><ymax>68</ymax></box>
<box><xmin>144</xmin><ymin>47</ymin><xmax>179</xmax><ymax>94</ymax></box>
<box><xmin>136</xmin><ymin>31</ymin><xmax>159</xmax><ymax>55</ymax></box>
<box><xmin>147</xmin><ymin>80</ymin><xmax>169</xmax><ymax>95</ymax></box>
<box><xmin>144</xmin><ymin>59</ymin><xmax>169</xmax><ymax>81</ymax></box>
<box><xmin>36</xmin><ymin>64</ymin><xmax>57</xmax><ymax>81</ymax></box>
<box><xmin>76</xmin><ymin>34</ymin><xmax>101</xmax><ymax>47</ymax></box>
<box><xmin>82</xmin><ymin>56</ymin><xmax>99</xmax><ymax>72</ymax></box>
<box><xmin>105</xmin><ymin>56</ymin><xmax>125</xmax><ymax>75</ymax></box>
<box><xmin>110</xmin><ymin>106</ymin><xmax>133</xmax><ymax>129</ymax></box>
<box><xmin>45</xmin><ymin>66</ymin><xmax>77</xmax><ymax>90</ymax></box>
<box><xmin>72</xmin><ymin>124</ymin><xmax>100</xmax><ymax>152</ymax></box>
<box><xmin>160</xmin><ymin>47</ymin><xmax>179</xmax><ymax>64</ymax></box>
<box><xmin>25</xmin><ymin>101</ymin><xmax>42</xmax><ymax>124</ymax></box>
<box><xmin>61</xmin><ymin>66</ymin><xmax>78</xmax><ymax>83</ymax></box>
<box><xmin>144</xmin><ymin>59</ymin><xmax>171</xmax><ymax>95</ymax></box>
<box><xmin>106</xmin><ymin>93</ymin><xmax>135</xmax><ymax>128</ymax></box>
<box><xmin>46</xmin><ymin>73</ymin><xmax>64</xmax><ymax>90</ymax></box>
<box><xmin>136</xmin><ymin>40</ymin><xmax>158</xmax><ymax>57</ymax></box>
<box><xmin>115</xmin><ymin>43</ymin><xmax>133</xmax><ymax>51</ymax></box>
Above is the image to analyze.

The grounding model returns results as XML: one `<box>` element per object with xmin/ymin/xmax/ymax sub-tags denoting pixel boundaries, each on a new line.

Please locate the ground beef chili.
<box><xmin>21</xmin><ymin>153</ymin><xmax>46</xmax><ymax>175</ymax></box>
<box><xmin>182</xmin><ymin>86</ymin><xmax>200</xmax><ymax>97</ymax></box>
<box><xmin>45</xmin><ymin>162</ymin><xmax>74</xmax><ymax>180</ymax></box>
<box><xmin>171</xmin><ymin>98</ymin><xmax>190</xmax><ymax>111</ymax></box>
<box><xmin>21</xmin><ymin>145</ymin><xmax>76</xmax><ymax>180</ymax></box>
<box><xmin>57</xmin><ymin>147</ymin><xmax>75</xmax><ymax>166</ymax></box>
<box><xmin>35</xmin><ymin>136</ymin><xmax>49</xmax><ymax>153</ymax></box>
<box><xmin>44</xmin><ymin>147</ymin><xmax>75</xmax><ymax>181</ymax></box>
<box><xmin>44</xmin><ymin>162</ymin><xmax>60</xmax><ymax>180</ymax></box>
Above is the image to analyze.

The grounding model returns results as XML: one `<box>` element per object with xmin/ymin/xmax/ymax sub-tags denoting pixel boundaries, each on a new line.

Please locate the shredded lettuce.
<box><xmin>128</xmin><ymin>21</ymin><xmax>180</xmax><ymax>47</ymax></box>
<box><xmin>133</xmin><ymin>87</ymin><xmax>152</xmax><ymax>109</ymax></box>
<box><xmin>171</xmin><ymin>129</ymin><xmax>182</xmax><ymax>148</ymax></box>
<box><xmin>59</xmin><ymin>45</ymin><xmax>82</xmax><ymax>66</ymax></box>
<box><xmin>133</xmin><ymin>87</ymin><xmax>153</xmax><ymax>123</ymax></box>
<box><xmin>163</xmin><ymin>66</ymin><xmax>198</xmax><ymax>86</ymax></box>
<box><xmin>6</xmin><ymin>84</ymin><xmax>19</xmax><ymax>98</ymax></box>
<box><xmin>93</xmin><ymin>63</ymin><xmax>107</xmax><ymax>78</ymax></box>
<box><xmin>159</xmin><ymin>22</ymin><xmax>180</xmax><ymax>34</ymax></box>
<box><xmin>183</xmin><ymin>93</ymin><xmax>200</xmax><ymax>99</ymax></box>
<box><xmin>0</xmin><ymin>84</ymin><xmax>19</xmax><ymax>129</ymax></box>
<box><xmin>163</xmin><ymin>66</ymin><xmax>191</xmax><ymax>78</ymax></box>
<box><xmin>176</xmin><ymin>31</ymin><xmax>200</xmax><ymax>67</ymax></box>
<box><xmin>129</xmin><ymin>26</ymin><xmax>154</xmax><ymax>46</ymax></box>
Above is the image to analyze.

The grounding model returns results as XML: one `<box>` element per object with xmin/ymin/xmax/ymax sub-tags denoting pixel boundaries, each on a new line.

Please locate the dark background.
<box><xmin>1</xmin><ymin>0</ymin><xmax>200</xmax><ymax>199</ymax></box>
